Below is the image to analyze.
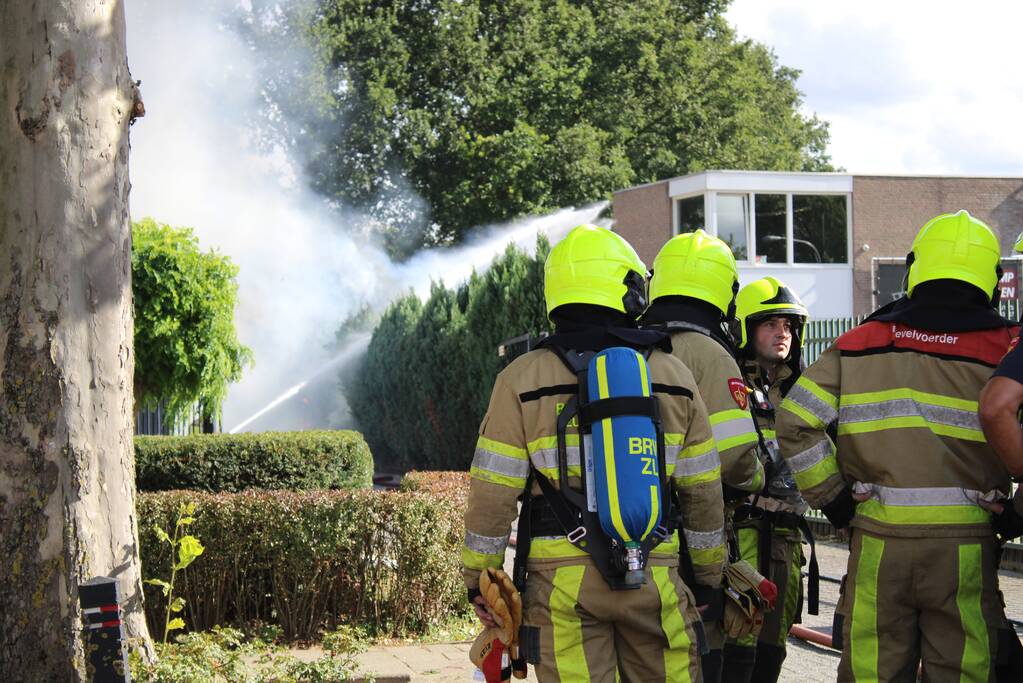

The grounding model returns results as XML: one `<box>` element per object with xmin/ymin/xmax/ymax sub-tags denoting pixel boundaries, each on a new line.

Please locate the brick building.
<box><xmin>612</xmin><ymin>171</ymin><xmax>1023</xmax><ymax>317</ymax></box>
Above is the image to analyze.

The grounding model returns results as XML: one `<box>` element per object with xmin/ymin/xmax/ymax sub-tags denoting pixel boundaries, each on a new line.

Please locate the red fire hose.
<box><xmin>789</xmin><ymin>624</ymin><xmax>834</xmax><ymax>649</ymax></box>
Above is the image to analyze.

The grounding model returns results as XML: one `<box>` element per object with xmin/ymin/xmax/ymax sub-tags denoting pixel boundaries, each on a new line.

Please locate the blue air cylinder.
<box><xmin>587</xmin><ymin>347</ymin><xmax>663</xmax><ymax>584</ymax></box>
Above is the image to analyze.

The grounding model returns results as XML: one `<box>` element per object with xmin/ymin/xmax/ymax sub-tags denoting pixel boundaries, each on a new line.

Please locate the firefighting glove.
<box><xmin>470</xmin><ymin>628</ymin><xmax>511</xmax><ymax>683</ymax></box>
<box><xmin>721</xmin><ymin>561</ymin><xmax>777</xmax><ymax>640</ymax></box>
<box><xmin>821</xmin><ymin>488</ymin><xmax>857</xmax><ymax>530</ymax></box>
<box><xmin>991</xmin><ymin>501</ymin><xmax>1023</xmax><ymax>543</ymax></box>
<box><xmin>478</xmin><ymin>569</ymin><xmax>527</xmax><ymax>679</ymax></box>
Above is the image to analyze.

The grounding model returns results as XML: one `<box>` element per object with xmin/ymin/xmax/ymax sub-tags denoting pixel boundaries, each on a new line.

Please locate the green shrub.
<box><xmin>135</xmin><ymin>431</ymin><xmax>373</xmax><ymax>493</ymax></box>
<box><xmin>130</xmin><ymin>625</ymin><xmax>364</xmax><ymax>682</ymax></box>
<box><xmin>138</xmin><ymin>486</ymin><xmax>464</xmax><ymax>641</ymax></box>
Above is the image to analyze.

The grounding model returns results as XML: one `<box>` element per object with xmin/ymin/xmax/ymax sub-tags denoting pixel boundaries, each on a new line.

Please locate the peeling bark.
<box><xmin>0</xmin><ymin>0</ymin><xmax>154</xmax><ymax>679</ymax></box>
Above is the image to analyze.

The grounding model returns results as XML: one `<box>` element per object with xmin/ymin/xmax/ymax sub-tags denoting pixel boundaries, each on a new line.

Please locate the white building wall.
<box><xmin>737</xmin><ymin>266</ymin><xmax>854</xmax><ymax>319</ymax></box>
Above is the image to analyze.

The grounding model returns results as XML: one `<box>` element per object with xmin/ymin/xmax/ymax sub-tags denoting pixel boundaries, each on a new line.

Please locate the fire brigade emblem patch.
<box><xmin>728</xmin><ymin>378</ymin><xmax>748</xmax><ymax>410</ymax></box>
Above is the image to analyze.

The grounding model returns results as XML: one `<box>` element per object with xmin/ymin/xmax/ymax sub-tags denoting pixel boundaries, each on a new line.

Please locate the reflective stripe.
<box><xmin>471</xmin><ymin>447</ymin><xmax>531</xmax><ymax>480</ymax></box>
<box><xmin>853</xmin><ymin>482</ymin><xmax>994</xmax><ymax>525</ymax></box>
<box><xmin>675</xmin><ymin>438</ymin><xmax>721</xmax><ymax>485</ymax></box>
<box><xmin>676</xmin><ymin>450</ymin><xmax>720</xmax><ymax>479</ymax></box>
<box><xmin>551</xmin><ymin>565</ymin><xmax>589</xmax><ymax>682</ymax></box>
<box><xmin>957</xmin><ymin>543</ymin><xmax>990</xmax><ymax>682</ymax></box>
<box><xmin>652</xmin><ymin>565</ymin><xmax>692</xmax><ymax>680</ymax></box>
<box><xmin>464</xmin><ymin>530</ymin><xmax>509</xmax><ymax>556</ymax></box>
<box><xmin>684</xmin><ymin>527</ymin><xmax>725</xmax><ymax>550</ymax></box>
<box><xmin>471</xmin><ymin>437</ymin><xmax>530</xmax><ymax>488</ymax></box>
<box><xmin>787</xmin><ymin>440</ymin><xmax>832</xmax><ymax>475</ymax></box>
<box><xmin>789</xmin><ymin>440</ymin><xmax>839</xmax><ymax>491</ymax></box>
<box><xmin>850</xmin><ymin>534</ymin><xmax>883</xmax><ymax>681</ymax></box>
<box><xmin>686</xmin><ymin>526</ymin><xmax>726</xmax><ymax>567</ymax></box>
<box><xmin>710</xmin><ymin>410</ymin><xmax>760</xmax><ymax>451</ymax></box>
<box><xmin>838</xmin><ymin>396</ymin><xmax>984</xmax><ymax>442</ymax></box>
<box><xmin>784</xmin><ymin>378</ymin><xmax>839</xmax><ymax>428</ymax></box>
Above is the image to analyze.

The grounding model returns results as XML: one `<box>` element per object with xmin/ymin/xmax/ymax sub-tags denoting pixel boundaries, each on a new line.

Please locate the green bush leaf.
<box><xmin>167</xmin><ymin>617</ymin><xmax>186</xmax><ymax>632</ymax></box>
<box><xmin>175</xmin><ymin>535</ymin><xmax>205</xmax><ymax>570</ymax></box>
<box><xmin>144</xmin><ymin>578</ymin><xmax>172</xmax><ymax>596</ymax></box>
<box><xmin>170</xmin><ymin>597</ymin><xmax>186</xmax><ymax>613</ymax></box>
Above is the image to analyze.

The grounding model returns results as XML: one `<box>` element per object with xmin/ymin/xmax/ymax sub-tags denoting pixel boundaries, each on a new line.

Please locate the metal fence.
<box><xmin>135</xmin><ymin>401</ymin><xmax>219</xmax><ymax>436</ymax></box>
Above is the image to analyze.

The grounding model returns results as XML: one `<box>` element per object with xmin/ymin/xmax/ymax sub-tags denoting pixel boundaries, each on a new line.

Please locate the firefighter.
<box><xmin>462</xmin><ymin>224</ymin><xmax>725</xmax><ymax>681</ymax></box>
<box><xmin>776</xmin><ymin>210</ymin><xmax>1021</xmax><ymax>682</ymax></box>
<box><xmin>721</xmin><ymin>276</ymin><xmax>813</xmax><ymax>683</ymax></box>
<box><xmin>640</xmin><ymin>230</ymin><xmax>766</xmax><ymax>682</ymax></box>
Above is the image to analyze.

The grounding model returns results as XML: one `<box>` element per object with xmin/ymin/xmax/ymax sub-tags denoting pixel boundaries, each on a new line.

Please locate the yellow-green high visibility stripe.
<box><xmin>779</xmin><ymin>397</ymin><xmax>827</xmax><ymax>430</ymax></box>
<box><xmin>735</xmin><ymin>527</ymin><xmax>760</xmax><ymax>647</ymax></box>
<box><xmin>528</xmin><ymin>537</ymin><xmax>589</xmax><ymax>559</ymax></box>
<box><xmin>762</xmin><ymin>428</ymin><xmax>776</xmax><ymax>440</ymax></box>
<box><xmin>837</xmin><ymin>416</ymin><xmax>984</xmax><ymax>442</ymax></box>
<box><xmin>643</xmin><ymin>485</ymin><xmax>660</xmax><ymax>540</ymax></box>
<box><xmin>777</xmin><ymin>542</ymin><xmax>803</xmax><ymax>647</ymax></box>
<box><xmin>792</xmin><ymin>449</ymin><xmax>839</xmax><ymax>491</ymax></box>
<box><xmin>551</xmin><ymin>565</ymin><xmax>589</xmax><ymax>682</ymax></box>
<box><xmin>469</xmin><ymin>465</ymin><xmax>525</xmax><ymax>489</ymax></box>
<box><xmin>477</xmin><ymin>436</ymin><xmax>528</xmax><ymax>459</ymax></box>
<box><xmin>635</xmin><ymin>350</ymin><xmax>651</xmax><ymax>397</ymax></box>
<box><xmin>689</xmin><ymin>544</ymin><xmax>726</xmax><ymax>568</ymax></box>
<box><xmin>796</xmin><ymin>376</ymin><xmax>839</xmax><ymax>409</ymax></box>
<box><xmin>596</xmin><ymin>355</ymin><xmax>632</xmax><ymax>543</ymax></box>
<box><xmin>634</xmin><ymin>351</ymin><xmax>660</xmax><ymax>541</ymax></box>
<box><xmin>840</xmin><ymin>387</ymin><xmax>977</xmax><ymax>411</ymax></box>
<box><xmin>652</xmin><ymin>566</ymin><xmax>692</xmax><ymax>682</ymax></box>
<box><xmin>850</xmin><ymin>534</ymin><xmax>884</xmax><ymax>682</ymax></box>
<box><xmin>856</xmin><ymin>499</ymin><xmax>991</xmax><ymax>526</ymax></box>
<box><xmin>957</xmin><ymin>543</ymin><xmax>990</xmax><ymax>682</ymax></box>
<box><xmin>461</xmin><ymin>547</ymin><xmax>504</xmax><ymax>570</ymax></box>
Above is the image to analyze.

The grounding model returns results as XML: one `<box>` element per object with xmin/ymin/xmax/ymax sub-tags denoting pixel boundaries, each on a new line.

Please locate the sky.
<box><xmin>726</xmin><ymin>0</ymin><xmax>1023</xmax><ymax>175</ymax></box>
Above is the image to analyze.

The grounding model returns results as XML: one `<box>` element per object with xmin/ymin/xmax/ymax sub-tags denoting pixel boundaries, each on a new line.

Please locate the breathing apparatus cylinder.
<box><xmin>587</xmin><ymin>347</ymin><xmax>663</xmax><ymax>586</ymax></box>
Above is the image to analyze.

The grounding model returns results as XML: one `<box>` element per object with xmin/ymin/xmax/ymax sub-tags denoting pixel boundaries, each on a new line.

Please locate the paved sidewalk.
<box><xmin>348</xmin><ymin>539</ymin><xmax>1023</xmax><ymax>682</ymax></box>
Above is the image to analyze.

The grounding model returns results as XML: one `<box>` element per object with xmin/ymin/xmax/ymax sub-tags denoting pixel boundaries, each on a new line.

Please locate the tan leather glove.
<box><xmin>721</xmin><ymin>560</ymin><xmax>777</xmax><ymax>640</ymax></box>
<box><xmin>477</xmin><ymin>569</ymin><xmax>527</xmax><ymax>679</ymax></box>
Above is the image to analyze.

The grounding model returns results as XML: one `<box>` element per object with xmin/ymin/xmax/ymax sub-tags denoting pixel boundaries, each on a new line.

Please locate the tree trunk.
<box><xmin>0</xmin><ymin>0</ymin><xmax>154</xmax><ymax>678</ymax></box>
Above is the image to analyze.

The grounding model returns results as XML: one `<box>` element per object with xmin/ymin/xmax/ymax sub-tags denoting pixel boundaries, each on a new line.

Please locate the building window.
<box><xmin>793</xmin><ymin>195</ymin><xmax>848</xmax><ymax>263</ymax></box>
<box><xmin>716</xmin><ymin>194</ymin><xmax>749</xmax><ymax>261</ymax></box>
<box><xmin>676</xmin><ymin>195</ymin><xmax>704</xmax><ymax>234</ymax></box>
<box><xmin>754</xmin><ymin>194</ymin><xmax>786</xmax><ymax>264</ymax></box>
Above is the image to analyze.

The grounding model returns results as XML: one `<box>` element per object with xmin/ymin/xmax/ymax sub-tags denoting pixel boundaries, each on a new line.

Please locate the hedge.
<box><xmin>138</xmin><ymin>483</ymin><xmax>467</xmax><ymax>640</ymax></box>
<box><xmin>348</xmin><ymin>238</ymin><xmax>552</xmax><ymax>471</ymax></box>
<box><xmin>135</xmin><ymin>431</ymin><xmax>373</xmax><ymax>493</ymax></box>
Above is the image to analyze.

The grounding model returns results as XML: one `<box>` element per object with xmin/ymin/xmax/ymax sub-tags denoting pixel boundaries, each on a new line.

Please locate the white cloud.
<box><xmin>727</xmin><ymin>0</ymin><xmax>1023</xmax><ymax>174</ymax></box>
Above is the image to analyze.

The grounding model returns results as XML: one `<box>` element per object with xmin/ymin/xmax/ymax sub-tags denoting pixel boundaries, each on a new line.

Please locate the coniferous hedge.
<box><xmin>135</xmin><ymin>431</ymin><xmax>373</xmax><ymax>492</ymax></box>
<box><xmin>349</xmin><ymin>238</ymin><xmax>552</xmax><ymax>471</ymax></box>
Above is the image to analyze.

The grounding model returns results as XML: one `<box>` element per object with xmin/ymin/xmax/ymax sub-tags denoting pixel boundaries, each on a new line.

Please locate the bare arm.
<box><xmin>979</xmin><ymin>376</ymin><xmax>1023</xmax><ymax>477</ymax></box>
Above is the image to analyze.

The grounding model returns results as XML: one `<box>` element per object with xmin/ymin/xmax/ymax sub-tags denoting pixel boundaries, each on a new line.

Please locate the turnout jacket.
<box><xmin>776</xmin><ymin>314</ymin><xmax>1018</xmax><ymax>539</ymax></box>
<box><xmin>462</xmin><ymin>346</ymin><xmax>726</xmax><ymax>591</ymax></box>
<box><xmin>667</xmin><ymin>331</ymin><xmax>765</xmax><ymax>494</ymax></box>
<box><xmin>742</xmin><ymin>362</ymin><xmax>806</xmax><ymax>522</ymax></box>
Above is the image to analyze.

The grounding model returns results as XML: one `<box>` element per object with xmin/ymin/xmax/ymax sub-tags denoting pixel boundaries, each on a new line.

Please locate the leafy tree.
<box><xmin>241</xmin><ymin>0</ymin><xmax>831</xmax><ymax>258</ymax></box>
<box><xmin>132</xmin><ymin>218</ymin><xmax>253</xmax><ymax>425</ymax></box>
<box><xmin>348</xmin><ymin>237</ymin><xmax>551</xmax><ymax>470</ymax></box>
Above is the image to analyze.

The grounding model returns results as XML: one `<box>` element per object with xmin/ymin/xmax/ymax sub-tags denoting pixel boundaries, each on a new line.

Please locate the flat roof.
<box><xmin>613</xmin><ymin>169</ymin><xmax>1023</xmax><ymax>198</ymax></box>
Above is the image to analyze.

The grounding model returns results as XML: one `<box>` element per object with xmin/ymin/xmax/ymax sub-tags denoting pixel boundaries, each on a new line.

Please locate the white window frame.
<box><xmin>668</xmin><ymin>171</ymin><xmax>854</xmax><ymax>269</ymax></box>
